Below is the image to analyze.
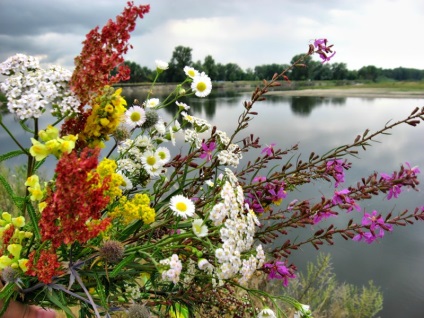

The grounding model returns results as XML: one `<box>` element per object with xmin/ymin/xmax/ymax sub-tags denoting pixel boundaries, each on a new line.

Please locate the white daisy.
<box><xmin>154</xmin><ymin>119</ymin><xmax>166</xmax><ymax>135</ymax></box>
<box><xmin>176</xmin><ymin>101</ymin><xmax>190</xmax><ymax>111</ymax></box>
<box><xmin>168</xmin><ymin>127</ymin><xmax>176</xmax><ymax>146</ymax></box>
<box><xmin>117</xmin><ymin>172</ymin><xmax>133</xmax><ymax>190</ymax></box>
<box><xmin>155</xmin><ymin>59</ymin><xmax>169</xmax><ymax>71</ymax></box>
<box><xmin>145</xmin><ymin>98</ymin><xmax>160</xmax><ymax>108</ymax></box>
<box><xmin>192</xmin><ymin>219</ymin><xmax>208</xmax><ymax>237</ymax></box>
<box><xmin>181</xmin><ymin>111</ymin><xmax>194</xmax><ymax>124</ymax></box>
<box><xmin>205</xmin><ymin>179</ymin><xmax>214</xmax><ymax>187</ymax></box>
<box><xmin>258</xmin><ymin>308</ymin><xmax>276</xmax><ymax>318</ymax></box>
<box><xmin>191</xmin><ymin>72</ymin><xmax>212</xmax><ymax>97</ymax></box>
<box><xmin>169</xmin><ymin>195</ymin><xmax>195</xmax><ymax>219</ymax></box>
<box><xmin>125</xmin><ymin>106</ymin><xmax>146</xmax><ymax>128</ymax></box>
<box><xmin>183</xmin><ymin>66</ymin><xmax>199</xmax><ymax>79</ymax></box>
<box><xmin>155</xmin><ymin>147</ymin><xmax>171</xmax><ymax>164</ymax></box>
<box><xmin>141</xmin><ymin>150</ymin><xmax>161</xmax><ymax>170</ymax></box>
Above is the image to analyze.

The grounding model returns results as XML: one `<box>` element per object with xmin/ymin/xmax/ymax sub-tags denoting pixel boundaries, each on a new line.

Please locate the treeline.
<box><xmin>123</xmin><ymin>45</ymin><xmax>424</xmax><ymax>83</ymax></box>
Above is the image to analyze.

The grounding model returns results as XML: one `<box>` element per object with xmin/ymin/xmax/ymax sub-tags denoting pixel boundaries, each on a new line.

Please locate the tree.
<box><xmin>357</xmin><ymin>65</ymin><xmax>381</xmax><ymax>82</ymax></box>
<box><xmin>289</xmin><ymin>54</ymin><xmax>314</xmax><ymax>80</ymax></box>
<box><xmin>254</xmin><ymin>64</ymin><xmax>289</xmax><ymax>81</ymax></box>
<box><xmin>165</xmin><ymin>46</ymin><xmax>193</xmax><ymax>82</ymax></box>
<box><xmin>224</xmin><ymin>63</ymin><xmax>245</xmax><ymax>81</ymax></box>
<box><xmin>122</xmin><ymin>61</ymin><xmax>153</xmax><ymax>83</ymax></box>
<box><xmin>331</xmin><ymin>63</ymin><xmax>349</xmax><ymax>80</ymax></box>
<box><xmin>202</xmin><ymin>55</ymin><xmax>218</xmax><ymax>80</ymax></box>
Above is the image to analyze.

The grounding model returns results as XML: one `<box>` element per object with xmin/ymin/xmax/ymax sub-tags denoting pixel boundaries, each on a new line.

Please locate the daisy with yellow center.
<box><xmin>176</xmin><ymin>101</ymin><xmax>190</xmax><ymax>111</ymax></box>
<box><xmin>183</xmin><ymin>66</ymin><xmax>199</xmax><ymax>79</ymax></box>
<box><xmin>125</xmin><ymin>106</ymin><xmax>146</xmax><ymax>129</ymax></box>
<box><xmin>191</xmin><ymin>72</ymin><xmax>212</xmax><ymax>97</ymax></box>
<box><xmin>170</xmin><ymin>195</ymin><xmax>195</xmax><ymax>219</ymax></box>
<box><xmin>141</xmin><ymin>151</ymin><xmax>162</xmax><ymax>176</ymax></box>
<box><xmin>155</xmin><ymin>147</ymin><xmax>171</xmax><ymax>165</ymax></box>
<box><xmin>145</xmin><ymin>98</ymin><xmax>160</xmax><ymax>108</ymax></box>
<box><xmin>192</xmin><ymin>219</ymin><xmax>208</xmax><ymax>237</ymax></box>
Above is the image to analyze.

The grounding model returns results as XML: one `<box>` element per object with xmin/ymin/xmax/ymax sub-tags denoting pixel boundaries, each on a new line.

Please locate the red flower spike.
<box><xmin>70</xmin><ymin>2</ymin><xmax>150</xmax><ymax>107</ymax></box>
<box><xmin>39</xmin><ymin>147</ymin><xmax>111</xmax><ymax>248</ymax></box>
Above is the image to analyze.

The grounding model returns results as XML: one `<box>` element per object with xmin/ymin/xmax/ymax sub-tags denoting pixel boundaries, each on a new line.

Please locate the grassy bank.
<box><xmin>118</xmin><ymin>80</ymin><xmax>424</xmax><ymax>92</ymax></box>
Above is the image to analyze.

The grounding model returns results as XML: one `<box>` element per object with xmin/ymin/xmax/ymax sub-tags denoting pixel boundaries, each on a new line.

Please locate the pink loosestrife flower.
<box><xmin>314</xmin><ymin>38</ymin><xmax>336</xmax><ymax>63</ymax></box>
<box><xmin>332</xmin><ymin>189</ymin><xmax>361</xmax><ymax>212</ymax></box>
<box><xmin>380</xmin><ymin>162</ymin><xmax>420</xmax><ymax>200</ymax></box>
<box><xmin>326</xmin><ymin>159</ymin><xmax>349</xmax><ymax>188</ymax></box>
<box><xmin>263</xmin><ymin>260</ymin><xmax>296</xmax><ymax>287</ymax></box>
<box><xmin>199</xmin><ymin>141</ymin><xmax>216</xmax><ymax>161</ymax></box>
<box><xmin>261</xmin><ymin>143</ymin><xmax>276</xmax><ymax>156</ymax></box>
<box><xmin>353</xmin><ymin>210</ymin><xmax>393</xmax><ymax>244</ymax></box>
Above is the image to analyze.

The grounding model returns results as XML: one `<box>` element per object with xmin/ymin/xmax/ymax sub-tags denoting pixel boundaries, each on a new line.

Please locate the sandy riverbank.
<box><xmin>266</xmin><ymin>88</ymin><xmax>424</xmax><ymax>99</ymax></box>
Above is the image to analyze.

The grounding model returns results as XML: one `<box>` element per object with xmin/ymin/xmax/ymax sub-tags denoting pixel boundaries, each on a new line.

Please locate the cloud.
<box><xmin>1</xmin><ymin>0</ymin><xmax>424</xmax><ymax>72</ymax></box>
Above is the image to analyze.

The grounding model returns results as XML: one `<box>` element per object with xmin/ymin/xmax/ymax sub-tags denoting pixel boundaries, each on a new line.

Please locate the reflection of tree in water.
<box><xmin>290</xmin><ymin>96</ymin><xmax>347</xmax><ymax>117</ymax></box>
<box><xmin>121</xmin><ymin>86</ymin><xmax>243</xmax><ymax>121</ymax></box>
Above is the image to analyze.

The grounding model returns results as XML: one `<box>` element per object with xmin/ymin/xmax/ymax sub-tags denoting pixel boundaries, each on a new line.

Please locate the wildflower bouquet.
<box><xmin>1</xmin><ymin>2</ymin><xmax>424</xmax><ymax>318</ymax></box>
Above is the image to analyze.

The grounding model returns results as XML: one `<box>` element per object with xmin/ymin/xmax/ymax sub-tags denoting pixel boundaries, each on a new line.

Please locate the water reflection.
<box><xmin>2</xmin><ymin>91</ymin><xmax>424</xmax><ymax>318</ymax></box>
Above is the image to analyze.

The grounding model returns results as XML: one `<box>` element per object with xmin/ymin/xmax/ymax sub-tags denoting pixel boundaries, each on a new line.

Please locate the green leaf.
<box><xmin>27</xmin><ymin>203</ymin><xmax>41</xmax><ymax>240</ymax></box>
<box><xmin>0</xmin><ymin>283</ymin><xmax>16</xmax><ymax>316</ymax></box>
<box><xmin>47</xmin><ymin>290</ymin><xmax>76</xmax><ymax>318</ymax></box>
<box><xmin>0</xmin><ymin>150</ymin><xmax>26</xmax><ymax>163</ymax></box>
<box><xmin>94</xmin><ymin>273</ymin><xmax>107</xmax><ymax>309</ymax></box>
<box><xmin>110</xmin><ymin>254</ymin><xmax>136</xmax><ymax>278</ymax></box>
<box><xmin>0</xmin><ymin>174</ymin><xmax>15</xmax><ymax>201</ymax></box>
<box><xmin>19</xmin><ymin>119</ymin><xmax>34</xmax><ymax>134</ymax></box>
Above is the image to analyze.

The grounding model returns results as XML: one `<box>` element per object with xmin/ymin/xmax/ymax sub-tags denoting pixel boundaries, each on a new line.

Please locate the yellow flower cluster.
<box><xmin>110</xmin><ymin>193</ymin><xmax>155</xmax><ymax>225</ymax></box>
<box><xmin>25</xmin><ymin>174</ymin><xmax>44</xmax><ymax>201</ymax></box>
<box><xmin>80</xmin><ymin>86</ymin><xmax>127</xmax><ymax>148</ymax></box>
<box><xmin>29</xmin><ymin>125</ymin><xmax>78</xmax><ymax>161</ymax></box>
<box><xmin>0</xmin><ymin>212</ymin><xmax>33</xmax><ymax>272</ymax></box>
<box><xmin>88</xmin><ymin>158</ymin><xmax>124</xmax><ymax>199</ymax></box>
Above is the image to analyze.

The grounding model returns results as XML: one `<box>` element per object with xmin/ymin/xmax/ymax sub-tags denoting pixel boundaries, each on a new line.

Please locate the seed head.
<box><xmin>141</xmin><ymin>110</ymin><xmax>159</xmax><ymax>129</ymax></box>
<box><xmin>99</xmin><ymin>240</ymin><xmax>125</xmax><ymax>264</ymax></box>
<box><xmin>128</xmin><ymin>303</ymin><xmax>150</xmax><ymax>318</ymax></box>
<box><xmin>1</xmin><ymin>266</ymin><xmax>18</xmax><ymax>283</ymax></box>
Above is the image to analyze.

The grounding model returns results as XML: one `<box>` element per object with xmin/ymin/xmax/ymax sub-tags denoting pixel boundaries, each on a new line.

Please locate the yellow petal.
<box><xmin>7</xmin><ymin>244</ymin><xmax>22</xmax><ymax>259</ymax></box>
<box><xmin>12</xmin><ymin>216</ymin><xmax>25</xmax><ymax>228</ymax></box>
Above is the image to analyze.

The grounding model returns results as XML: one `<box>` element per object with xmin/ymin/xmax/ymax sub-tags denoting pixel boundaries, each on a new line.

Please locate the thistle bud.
<box><xmin>128</xmin><ymin>303</ymin><xmax>150</xmax><ymax>318</ymax></box>
<box><xmin>99</xmin><ymin>240</ymin><xmax>125</xmax><ymax>264</ymax></box>
<box><xmin>141</xmin><ymin>110</ymin><xmax>159</xmax><ymax>129</ymax></box>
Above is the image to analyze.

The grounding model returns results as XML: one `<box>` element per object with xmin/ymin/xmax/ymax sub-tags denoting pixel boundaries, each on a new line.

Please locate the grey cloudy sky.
<box><xmin>1</xmin><ymin>0</ymin><xmax>423</xmax><ymax>73</ymax></box>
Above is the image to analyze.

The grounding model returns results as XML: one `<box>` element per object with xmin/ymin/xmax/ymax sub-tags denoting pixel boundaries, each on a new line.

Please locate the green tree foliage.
<box><xmin>165</xmin><ymin>45</ymin><xmax>193</xmax><ymax>82</ymax></box>
<box><xmin>122</xmin><ymin>45</ymin><xmax>424</xmax><ymax>83</ymax></box>
<box><xmin>331</xmin><ymin>63</ymin><xmax>349</xmax><ymax>80</ymax></box>
<box><xmin>289</xmin><ymin>54</ymin><xmax>314</xmax><ymax>80</ymax></box>
<box><xmin>123</xmin><ymin>61</ymin><xmax>153</xmax><ymax>83</ymax></box>
<box><xmin>202</xmin><ymin>55</ymin><xmax>219</xmax><ymax>80</ymax></box>
<box><xmin>254</xmin><ymin>63</ymin><xmax>289</xmax><ymax>81</ymax></box>
<box><xmin>358</xmin><ymin>65</ymin><xmax>381</xmax><ymax>82</ymax></box>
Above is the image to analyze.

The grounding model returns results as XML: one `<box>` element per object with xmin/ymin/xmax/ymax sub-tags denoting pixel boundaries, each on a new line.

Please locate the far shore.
<box><xmin>266</xmin><ymin>88</ymin><xmax>424</xmax><ymax>99</ymax></box>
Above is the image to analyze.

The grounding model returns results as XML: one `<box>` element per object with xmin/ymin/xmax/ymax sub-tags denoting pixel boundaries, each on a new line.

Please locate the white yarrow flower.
<box><xmin>170</xmin><ymin>195</ymin><xmax>195</xmax><ymax>219</ymax></box>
